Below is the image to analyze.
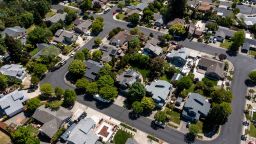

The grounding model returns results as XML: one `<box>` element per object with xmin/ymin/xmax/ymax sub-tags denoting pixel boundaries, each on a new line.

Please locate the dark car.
<box><xmin>153</xmin><ymin>120</ymin><xmax>166</xmax><ymax>128</ymax></box>
<box><xmin>241</xmin><ymin>135</ymin><xmax>247</xmax><ymax>141</ymax></box>
<box><xmin>242</xmin><ymin>121</ymin><xmax>249</xmax><ymax>126</ymax></box>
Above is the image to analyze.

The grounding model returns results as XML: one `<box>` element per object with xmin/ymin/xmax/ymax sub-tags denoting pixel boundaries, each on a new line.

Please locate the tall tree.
<box><xmin>27</xmin><ymin>27</ymin><xmax>52</xmax><ymax>45</ymax></box>
<box><xmin>12</xmin><ymin>125</ymin><xmax>39</xmax><ymax>144</ymax></box>
<box><xmin>4</xmin><ymin>35</ymin><xmax>23</xmax><ymax>62</ymax></box>
<box><xmin>132</xmin><ymin>101</ymin><xmax>143</xmax><ymax>114</ymax></box>
<box><xmin>63</xmin><ymin>89</ymin><xmax>77</xmax><ymax>107</ymax></box>
<box><xmin>168</xmin><ymin>0</ymin><xmax>187</xmax><ymax>18</ymax></box>
<box><xmin>230</xmin><ymin>30</ymin><xmax>245</xmax><ymax>52</ymax></box>
<box><xmin>99</xmin><ymin>85</ymin><xmax>118</xmax><ymax>101</ymax></box>
<box><xmin>154</xmin><ymin>111</ymin><xmax>167</xmax><ymax>123</ymax></box>
<box><xmin>207</xmin><ymin>102</ymin><xmax>232</xmax><ymax>125</ymax></box>
<box><xmin>97</xmin><ymin>75</ymin><xmax>114</xmax><ymax>87</ymax></box>
<box><xmin>68</xmin><ymin>60</ymin><xmax>86</xmax><ymax>77</ymax></box>
<box><xmin>141</xmin><ymin>97</ymin><xmax>155</xmax><ymax>111</ymax></box>
<box><xmin>80</xmin><ymin>0</ymin><xmax>92</xmax><ymax>12</ymax></box>
<box><xmin>128</xmin><ymin>82</ymin><xmax>146</xmax><ymax>102</ymax></box>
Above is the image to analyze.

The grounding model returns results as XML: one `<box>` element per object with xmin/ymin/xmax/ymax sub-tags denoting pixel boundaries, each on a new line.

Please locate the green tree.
<box><xmin>128</xmin><ymin>13</ymin><xmax>140</xmax><ymax>26</ymax></box>
<box><xmin>141</xmin><ymin>97</ymin><xmax>155</xmax><ymax>111</ymax></box>
<box><xmin>86</xmin><ymin>82</ymin><xmax>98</xmax><ymax>95</ymax></box>
<box><xmin>99</xmin><ymin>63</ymin><xmax>113</xmax><ymax>76</ymax></box>
<box><xmin>149</xmin><ymin>57</ymin><xmax>165</xmax><ymax>77</ymax></box>
<box><xmin>68</xmin><ymin>60</ymin><xmax>86</xmax><ymax>77</ymax></box>
<box><xmin>5</xmin><ymin>35</ymin><xmax>23</xmax><ymax>62</ymax></box>
<box><xmin>91</xmin><ymin>50</ymin><xmax>103</xmax><ymax>62</ymax></box>
<box><xmin>27</xmin><ymin>27</ymin><xmax>52</xmax><ymax>45</ymax></box>
<box><xmin>206</xmin><ymin>22</ymin><xmax>218</xmax><ymax>31</ymax></box>
<box><xmin>211</xmin><ymin>88</ymin><xmax>233</xmax><ymax>104</ymax></box>
<box><xmin>99</xmin><ymin>85</ymin><xmax>118</xmax><ymax>101</ymax></box>
<box><xmin>117</xmin><ymin>1</ymin><xmax>125</xmax><ymax>10</ymax></box>
<box><xmin>132</xmin><ymin>101</ymin><xmax>143</xmax><ymax>114</ymax></box>
<box><xmin>94</xmin><ymin>37</ymin><xmax>102</xmax><ymax>46</ymax></box>
<box><xmin>176</xmin><ymin>76</ymin><xmax>193</xmax><ymax>91</ymax></box>
<box><xmin>142</xmin><ymin>8</ymin><xmax>154</xmax><ymax>23</ymax></box>
<box><xmin>207</xmin><ymin>102</ymin><xmax>232</xmax><ymax>125</ymax></box>
<box><xmin>128</xmin><ymin>82</ymin><xmax>146</xmax><ymax>102</ymax></box>
<box><xmin>49</xmin><ymin>21</ymin><xmax>64</xmax><ymax>33</ymax></box>
<box><xmin>80</xmin><ymin>0</ymin><xmax>92</xmax><ymax>12</ymax></box>
<box><xmin>74</xmin><ymin>51</ymin><xmax>85</xmax><ymax>61</ymax></box>
<box><xmin>169</xmin><ymin>23</ymin><xmax>186</xmax><ymax>36</ymax></box>
<box><xmin>97</xmin><ymin>75</ymin><xmax>114</xmax><ymax>87</ymax></box>
<box><xmin>230</xmin><ymin>30</ymin><xmax>245</xmax><ymax>52</ymax></box>
<box><xmin>26</xmin><ymin>98</ymin><xmax>41</xmax><ymax>113</ymax></box>
<box><xmin>154</xmin><ymin>111</ymin><xmax>167</xmax><ymax>123</ymax></box>
<box><xmin>40</xmin><ymin>83</ymin><xmax>53</xmax><ymax>98</ymax></box>
<box><xmin>65</xmin><ymin>10</ymin><xmax>77</xmax><ymax>25</ymax></box>
<box><xmin>0</xmin><ymin>74</ymin><xmax>8</xmax><ymax>91</ymax></box>
<box><xmin>189</xmin><ymin>124</ymin><xmax>199</xmax><ymax>137</ymax></box>
<box><xmin>82</xmin><ymin>48</ymin><xmax>90</xmax><ymax>60</ymax></box>
<box><xmin>169</xmin><ymin>0</ymin><xmax>187</xmax><ymax>18</ymax></box>
<box><xmin>55</xmin><ymin>87</ymin><xmax>64</xmax><ymax>99</ymax></box>
<box><xmin>76</xmin><ymin>78</ymin><xmax>89</xmax><ymax>93</ymax></box>
<box><xmin>32</xmin><ymin>63</ymin><xmax>47</xmax><ymax>78</ymax></box>
<box><xmin>12</xmin><ymin>125</ymin><xmax>39</xmax><ymax>144</ymax></box>
<box><xmin>249</xmin><ymin>71</ymin><xmax>256</xmax><ymax>83</ymax></box>
<box><xmin>63</xmin><ymin>89</ymin><xmax>77</xmax><ymax>107</ymax></box>
<box><xmin>19</xmin><ymin>12</ymin><xmax>34</xmax><ymax>28</ymax></box>
<box><xmin>91</xmin><ymin>17</ymin><xmax>104</xmax><ymax>35</ymax></box>
<box><xmin>128</xmin><ymin>37</ymin><xmax>140</xmax><ymax>51</ymax></box>
<box><xmin>31</xmin><ymin>75</ymin><xmax>40</xmax><ymax>85</ymax></box>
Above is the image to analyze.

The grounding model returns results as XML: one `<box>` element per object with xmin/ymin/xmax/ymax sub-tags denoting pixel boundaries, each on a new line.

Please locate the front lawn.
<box><xmin>29</xmin><ymin>48</ymin><xmax>39</xmax><ymax>56</ymax></box>
<box><xmin>114</xmin><ymin>129</ymin><xmax>133</xmax><ymax>144</ymax></box>
<box><xmin>195</xmin><ymin>121</ymin><xmax>203</xmax><ymax>133</ymax></box>
<box><xmin>249</xmin><ymin>124</ymin><xmax>256</xmax><ymax>137</ymax></box>
<box><xmin>249</xmin><ymin>49</ymin><xmax>256</xmax><ymax>57</ymax></box>
<box><xmin>165</xmin><ymin>108</ymin><xmax>181</xmax><ymax>124</ymax></box>
<box><xmin>220</xmin><ymin>40</ymin><xmax>232</xmax><ymax>49</ymax></box>
<box><xmin>130</xmin><ymin>1</ymin><xmax>140</xmax><ymax>6</ymax></box>
<box><xmin>116</xmin><ymin>13</ymin><xmax>126</xmax><ymax>20</ymax></box>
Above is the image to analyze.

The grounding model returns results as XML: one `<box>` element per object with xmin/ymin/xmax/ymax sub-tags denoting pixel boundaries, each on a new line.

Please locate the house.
<box><xmin>143</xmin><ymin>42</ymin><xmax>162</xmax><ymax>57</ymax></box>
<box><xmin>236</xmin><ymin>13</ymin><xmax>256</xmax><ymax>28</ymax></box>
<box><xmin>197</xmin><ymin>2</ymin><xmax>213</xmax><ymax>12</ymax></box>
<box><xmin>241</xmin><ymin>42</ymin><xmax>251</xmax><ymax>54</ymax></box>
<box><xmin>116</xmin><ymin>69</ymin><xmax>141</xmax><ymax>91</ymax></box>
<box><xmin>241</xmin><ymin>38</ymin><xmax>256</xmax><ymax>53</ymax></box>
<box><xmin>237</xmin><ymin>4</ymin><xmax>256</xmax><ymax>15</ymax></box>
<box><xmin>215</xmin><ymin>26</ymin><xmax>235</xmax><ymax>39</ymax></box>
<box><xmin>32</xmin><ymin>105</ymin><xmax>72</xmax><ymax>139</ymax></box>
<box><xmin>146</xmin><ymin>80</ymin><xmax>172</xmax><ymax>108</ymax></box>
<box><xmin>197</xmin><ymin>56</ymin><xmax>225</xmax><ymax>80</ymax></box>
<box><xmin>53</xmin><ymin>29</ymin><xmax>78</xmax><ymax>44</ymax></box>
<box><xmin>182</xmin><ymin>93</ymin><xmax>210</xmax><ymax>122</ymax></box>
<box><xmin>33</xmin><ymin>43</ymin><xmax>60</xmax><ymax>59</ymax></box>
<box><xmin>153</xmin><ymin>13</ymin><xmax>164</xmax><ymax>27</ymax></box>
<box><xmin>100</xmin><ymin>45</ymin><xmax>123</xmax><ymax>63</ymax></box>
<box><xmin>0</xmin><ymin>64</ymin><xmax>27</xmax><ymax>81</ymax></box>
<box><xmin>110</xmin><ymin>31</ymin><xmax>133</xmax><ymax>46</ymax></box>
<box><xmin>44</xmin><ymin>12</ymin><xmax>67</xmax><ymax>24</ymax></box>
<box><xmin>1</xmin><ymin>26</ymin><xmax>26</xmax><ymax>38</ymax></box>
<box><xmin>126</xmin><ymin>9</ymin><xmax>141</xmax><ymax>17</ymax></box>
<box><xmin>136</xmin><ymin>3</ymin><xmax>148</xmax><ymax>11</ymax></box>
<box><xmin>85</xmin><ymin>60</ymin><xmax>104</xmax><ymax>81</ymax></box>
<box><xmin>74</xmin><ymin>19</ymin><xmax>92</xmax><ymax>34</ymax></box>
<box><xmin>168</xmin><ymin>18</ymin><xmax>186</xmax><ymax>27</ymax></box>
<box><xmin>215</xmin><ymin>7</ymin><xmax>232</xmax><ymax>17</ymax></box>
<box><xmin>61</xmin><ymin>118</ymin><xmax>99</xmax><ymax>144</ymax></box>
<box><xmin>0</xmin><ymin>90</ymin><xmax>28</xmax><ymax>117</ymax></box>
<box><xmin>166</xmin><ymin>48</ymin><xmax>190</xmax><ymax>67</ymax></box>
<box><xmin>188</xmin><ymin>23</ymin><xmax>204</xmax><ymax>37</ymax></box>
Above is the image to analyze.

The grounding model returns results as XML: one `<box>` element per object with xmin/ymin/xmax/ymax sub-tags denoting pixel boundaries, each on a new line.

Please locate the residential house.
<box><xmin>168</xmin><ymin>18</ymin><xmax>186</xmax><ymax>27</ymax></box>
<box><xmin>215</xmin><ymin>26</ymin><xmax>235</xmax><ymax>41</ymax></box>
<box><xmin>61</xmin><ymin>118</ymin><xmax>99</xmax><ymax>144</ymax></box>
<box><xmin>116</xmin><ymin>69</ymin><xmax>141</xmax><ymax>92</ymax></box>
<box><xmin>125</xmin><ymin>138</ymin><xmax>139</xmax><ymax>144</ymax></box>
<box><xmin>182</xmin><ymin>93</ymin><xmax>210</xmax><ymax>122</ymax></box>
<box><xmin>44</xmin><ymin>12</ymin><xmax>67</xmax><ymax>24</ymax></box>
<box><xmin>0</xmin><ymin>64</ymin><xmax>27</xmax><ymax>81</ymax></box>
<box><xmin>166</xmin><ymin>48</ymin><xmax>190</xmax><ymax>67</ymax></box>
<box><xmin>1</xmin><ymin>26</ymin><xmax>26</xmax><ymax>38</ymax></box>
<box><xmin>33</xmin><ymin>43</ymin><xmax>60</xmax><ymax>59</ymax></box>
<box><xmin>100</xmin><ymin>45</ymin><xmax>124</xmax><ymax>63</ymax></box>
<box><xmin>125</xmin><ymin>8</ymin><xmax>141</xmax><ymax>17</ymax></box>
<box><xmin>153</xmin><ymin>13</ymin><xmax>164</xmax><ymax>27</ymax></box>
<box><xmin>74</xmin><ymin>19</ymin><xmax>92</xmax><ymax>34</ymax></box>
<box><xmin>189</xmin><ymin>21</ymin><xmax>205</xmax><ymax>37</ymax></box>
<box><xmin>214</xmin><ymin>30</ymin><xmax>226</xmax><ymax>42</ymax></box>
<box><xmin>85</xmin><ymin>60</ymin><xmax>103</xmax><ymax>81</ymax></box>
<box><xmin>146</xmin><ymin>80</ymin><xmax>172</xmax><ymax>108</ymax></box>
<box><xmin>143</xmin><ymin>42</ymin><xmax>162</xmax><ymax>57</ymax></box>
<box><xmin>236</xmin><ymin>13</ymin><xmax>256</xmax><ymax>28</ymax></box>
<box><xmin>197</xmin><ymin>56</ymin><xmax>225</xmax><ymax>80</ymax></box>
<box><xmin>0</xmin><ymin>90</ymin><xmax>28</xmax><ymax>117</ymax></box>
<box><xmin>215</xmin><ymin>7</ymin><xmax>232</xmax><ymax>17</ymax></box>
<box><xmin>110</xmin><ymin>31</ymin><xmax>133</xmax><ymax>47</ymax></box>
<box><xmin>197</xmin><ymin>2</ymin><xmax>213</xmax><ymax>12</ymax></box>
<box><xmin>32</xmin><ymin>105</ymin><xmax>72</xmax><ymax>139</ymax></box>
<box><xmin>241</xmin><ymin>38</ymin><xmax>256</xmax><ymax>53</ymax></box>
<box><xmin>53</xmin><ymin>29</ymin><xmax>78</xmax><ymax>44</ymax></box>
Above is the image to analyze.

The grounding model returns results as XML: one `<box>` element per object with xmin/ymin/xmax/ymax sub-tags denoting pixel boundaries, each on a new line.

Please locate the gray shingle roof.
<box><xmin>2</xmin><ymin>26</ymin><xmax>26</xmax><ymax>38</ymax></box>
<box><xmin>144</xmin><ymin>42</ymin><xmax>162</xmax><ymax>56</ymax></box>
<box><xmin>182</xmin><ymin>93</ymin><xmax>210</xmax><ymax>121</ymax></box>
<box><xmin>0</xmin><ymin>64</ymin><xmax>26</xmax><ymax>80</ymax></box>
<box><xmin>0</xmin><ymin>90</ymin><xmax>27</xmax><ymax>117</ymax></box>
<box><xmin>44</xmin><ymin>13</ymin><xmax>67</xmax><ymax>23</ymax></box>
<box><xmin>54</xmin><ymin>29</ymin><xmax>77</xmax><ymax>44</ymax></box>
<box><xmin>166</xmin><ymin>48</ymin><xmax>189</xmax><ymax>61</ymax></box>
<box><xmin>85</xmin><ymin>60</ymin><xmax>103</xmax><ymax>81</ymax></box>
<box><xmin>237</xmin><ymin>13</ymin><xmax>256</xmax><ymax>26</ymax></box>
<box><xmin>116</xmin><ymin>69</ymin><xmax>140</xmax><ymax>89</ymax></box>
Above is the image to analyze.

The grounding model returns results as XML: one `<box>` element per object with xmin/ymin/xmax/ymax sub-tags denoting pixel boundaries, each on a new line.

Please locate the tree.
<box><xmin>154</xmin><ymin>111</ymin><xmax>167</xmax><ymax>123</ymax></box>
<box><xmin>4</xmin><ymin>35</ymin><xmax>23</xmax><ymax>62</ymax></box>
<box><xmin>86</xmin><ymin>82</ymin><xmax>98</xmax><ymax>95</ymax></box>
<box><xmin>74</xmin><ymin>51</ymin><xmax>85</xmax><ymax>61</ymax></box>
<box><xmin>82</xmin><ymin>48</ymin><xmax>90</xmax><ymax>60</ymax></box>
<box><xmin>68</xmin><ymin>60</ymin><xmax>86</xmax><ymax>77</ymax></box>
<box><xmin>142</xmin><ymin>8</ymin><xmax>154</xmax><ymax>23</ymax></box>
<box><xmin>188</xmin><ymin>124</ymin><xmax>199</xmax><ymax>138</ymax></box>
<box><xmin>0</xmin><ymin>74</ymin><xmax>8</xmax><ymax>91</ymax></box>
<box><xmin>99</xmin><ymin>63</ymin><xmax>113</xmax><ymax>76</ymax></box>
<box><xmin>19</xmin><ymin>12</ymin><xmax>34</xmax><ymax>28</ymax></box>
<box><xmin>249</xmin><ymin>71</ymin><xmax>256</xmax><ymax>83</ymax></box>
<box><xmin>97</xmin><ymin>75</ymin><xmax>114</xmax><ymax>87</ymax></box>
<box><xmin>206</xmin><ymin>22</ymin><xmax>218</xmax><ymax>31</ymax></box>
<box><xmin>91</xmin><ymin>17</ymin><xmax>104</xmax><ymax>35</ymax></box>
<box><xmin>168</xmin><ymin>0</ymin><xmax>187</xmax><ymax>18</ymax></box>
<box><xmin>230</xmin><ymin>30</ymin><xmax>245</xmax><ymax>52</ymax></box>
<box><xmin>91</xmin><ymin>50</ymin><xmax>103</xmax><ymax>62</ymax></box>
<box><xmin>55</xmin><ymin>87</ymin><xmax>64</xmax><ymax>99</ymax></box>
<box><xmin>149</xmin><ymin>57</ymin><xmax>165</xmax><ymax>77</ymax></box>
<box><xmin>141</xmin><ymin>97</ymin><xmax>155</xmax><ymax>111</ymax></box>
<box><xmin>76</xmin><ymin>78</ymin><xmax>89</xmax><ymax>93</ymax></box>
<box><xmin>176</xmin><ymin>76</ymin><xmax>193</xmax><ymax>91</ymax></box>
<box><xmin>99</xmin><ymin>85</ymin><xmax>118</xmax><ymax>101</ymax></box>
<box><xmin>26</xmin><ymin>98</ymin><xmax>41</xmax><ymax>113</ymax></box>
<box><xmin>128</xmin><ymin>82</ymin><xmax>146</xmax><ymax>102</ymax></box>
<box><xmin>80</xmin><ymin>0</ymin><xmax>92</xmax><ymax>12</ymax></box>
<box><xmin>32</xmin><ymin>63</ymin><xmax>47</xmax><ymax>78</ymax></box>
<box><xmin>31</xmin><ymin>75</ymin><xmax>40</xmax><ymax>85</ymax></box>
<box><xmin>27</xmin><ymin>27</ymin><xmax>52</xmax><ymax>45</ymax></box>
<box><xmin>128</xmin><ymin>13</ymin><xmax>140</xmax><ymax>26</ymax></box>
<box><xmin>94</xmin><ymin>37</ymin><xmax>102</xmax><ymax>46</ymax></box>
<box><xmin>40</xmin><ymin>83</ymin><xmax>53</xmax><ymax>98</ymax></box>
<box><xmin>65</xmin><ymin>10</ymin><xmax>77</xmax><ymax>25</ymax></box>
<box><xmin>128</xmin><ymin>37</ymin><xmax>140</xmax><ymax>51</ymax></box>
<box><xmin>211</xmin><ymin>88</ymin><xmax>233</xmax><ymax>104</ymax></box>
<box><xmin>169</xmin><ymin>23</ymin><xmax>186</xmax><ymax>36</ymax></box>
<box><xmin>63</xmin><ymin>89</ymin><xmax>77</xmax><ymax>107</ymax></box>
<box><xmin>49</xmin><ymin>21</ymin><xmax>64</xmax><ymax>33</ymax></box>
<box><xmin>12</xmin><ymin>125</ymin><xmax>40</xmax><ymax>144</ymax></box>
<box><xmin>132</xmin><ymin>101</ymin><xmax>143</xmax><ymax>114</ymax></box>
<box><xmin>117</xmin><ymin>1</ymin><xmax>125</xmax><ymax>10</ymax></box>
<box><xmin>207</xmin><ymin>102</ymin><xmax>232</xmax><ymax>125</ymax></box>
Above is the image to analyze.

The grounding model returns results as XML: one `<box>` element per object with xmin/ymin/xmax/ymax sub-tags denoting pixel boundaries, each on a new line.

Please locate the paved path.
<box><xmin>41</xmin><ymin>7</ymin><xmax>256</xmax><ymax>144</ymax></box>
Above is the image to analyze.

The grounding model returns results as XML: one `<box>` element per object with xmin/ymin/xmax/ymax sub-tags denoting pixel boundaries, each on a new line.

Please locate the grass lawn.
<box><xmin>65</xmin><ymin>23</ymin><xmax>75</xmax><ymax>31</ymax></box>
<box><xmin>195</xmin><ymin>121</ymin><xmax>203</xmax><ymax>133</ymax></box>
<box><xmin>116</xmin><ymin>13</ymin><xmax>126</xmax><ymax>20</ymax></box>
<box><xmin>160</xmin><ymin>74</ymin><xmax>171</xmax><ymax>82</ymax></box>
<box><xmin>45</xmin><ymin>10</ymin><xmax>56</xmax><ymax>18</ymax></box>
<box><xmin>249</xmin><ymin>50</ymin><xmax>256</xmax><ymax>57</ymax></box>
<box><xmin>249</xmin><ymin>124</ymin><xmax>256</xmax><ymax>137</ymax></box>
<box><xmin>253</xmin><ymin>112</ymin><xmax>256</xmax><ymax>121</ymax></box>
<box><xmin>220</xmin><ymin>40</ymin><xmax>232</xmax><ymax>49</ymax></box>
<box><xmin>165</xmin><ymin>108</ymin><xmax>181</xmax><ymax>124</ymax></box>
<box><xmin>26</xmin><ymin>24</ymin><xmax>35</xmax><ymax>33</ymax></box>
<box><xmin>130</xmin><ymin>1</ymin><xmax>140</xmax><ymax>6</ymax></box>
<box><xmin>114</xmin><ymin>129</ymin><xmax>132</xmax><ymax>144</ymax></box>
<box><xmin>0</xmin><ymin>131</ymin><xmax>11</xmax><ymax>144</ymax></box>
<box><xmin>29</xmin><ymin>48</ymin><xmax>39</xmax><ymax>56</ymax></box>
<box><xmin>132</xmin><ymin>67</ymin><xmax>150</xmax><ymax>79</ymax></box>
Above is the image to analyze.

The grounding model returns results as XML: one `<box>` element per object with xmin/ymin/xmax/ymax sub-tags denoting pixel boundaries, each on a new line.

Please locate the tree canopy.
<box><xmin>128</xmin><ymin>82</ymin><xmax>146</xmax><ymax>102</ymax></box>
<box><xmin>12</xmin><ymin>125</ymin><xmax>40</xmax><ymax>144</ymax></box>
<box><xmin>249</xmin><ymin>71</ymin><xmax>256</xmax><ymax>83</ymax></box>
<box><xmin>141</xmin><ymin>97</ymin><xmax>155</xmax><ymax>111</ymax></box>
<box><xmin>132</xmin><ymin>101</ymin><xmax>144</xmax><ymax>114</ymax></box>
<box><xmin>63</xmin><ymin>89</ymin><xmax>77</xmax><ymax>107</ymax></box>
<box><xmin>99</xmin><ymin>85</ymin><xmax>118</xmax><ymax>101</ymax></box>
<box><xmin>230</xmin><ymin>30</ymin><xmax>245</xmax><ymax>52</ymax></box>
<box><xmin>154</xmin><ymin>111</ymin><xmax>167</xmax><ymax>123</ymax></box>
<box><xmin>68</xmin><ymin>60</ymin><xmax>86</xmax><ymax>77</ymax></box>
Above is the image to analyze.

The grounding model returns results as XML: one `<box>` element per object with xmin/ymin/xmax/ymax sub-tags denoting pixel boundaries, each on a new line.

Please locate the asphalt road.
<box><xmin>41</xmin><ymin>7</ymin><xmax>256</xmax><ymax>144</ymax></box>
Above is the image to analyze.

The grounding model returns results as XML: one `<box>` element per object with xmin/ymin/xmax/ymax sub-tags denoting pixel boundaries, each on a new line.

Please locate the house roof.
<box><xmin>0</xmin><ymin>90</ymin><xmax>27</xmax><ymax>117</ymax></box>
<box><xmin>168</xmin><ymin>18</ymin><xmax>186</xmax><ymax>26</ymax></box>
<box><xmin>242</xmin><ymin>42</ymin><xmax>250</xmax><ymax>51</ymax></box>
<box><xmin>153</xmin><ymin>13</ymin><xmax>163</xmax><ymax>24</ymax></box>
<box><xmin>144</xmin><ymin>42</ymin><xmax>162</xmax><ymax>56</ymax></box>
<box><xmin>146</xmin><ymin>80</ymin><xmax>172</xmax><ymax>106</ymax></box>
<box><xmin>54</xmin><ymin>29</ymin><xmax>77</xmax><ymax>43</ymax></box>
<box><xmin>100</xmin><ymin>45</ymin><xmax>121</xmax><ymax>62</ymax></box>
<box><xmin>116</xmin><ymin>69</ymin><xmax>140</xmax><ymax>88</ymax></box>
<box><xmin>136</xmin><ymin>3</ymin><xmax>148</xmax><ymax>11</ymax></box>
<box><xmin>74</xmin><ymin>18</ymin><xmax>85</xmax><ymax>26</ymax></box>
<box><xmin>197</xmin><ymin>2</ymin><xmax>213</xmax><ymax>12</ymax></box>
<box><xmin>236</xmin><ymin>13</ymin><xmax>256</xmax><ymax>26</ymax></box>
<box><xmin>32</xmin><ymin>105</ymin><xmax>72</xmax><ymax>138</ymax></box>
<box><xmin>0</xmin><ymin>64</ymin><xmax>26</xmax><ymax>80</ymax></box>
<box><xmin>75</xmin><ymin>20</ymin><xmax>92</xmax><ymax>33</ymax></box>
<box><xmin>85</xmin><ymin>60</ymin><xmax>103</xmax><ymax>80</ymax></box>
<box><xmin>217</xmin><ymin>26</ymin><xmax>235</xmax><ymax>38</ymax></box>
<box><xmin>2</xmin><ymin>26</ymin><xmax>26</xmax><ymax>38</ymax></box>
<box><xmin>110</xmin><ymin>31</ymin><xmax>133</xmax><ymax>46</ymax></box>
<box><xmin>182</xmin><ymin>93</ymin><xmax>210</xmax><ymax>121</ymax></box>
<box><xmin>125</xmin><ymin>138</ymin><xmax>139</xmax><ymax>144</ymax></box>
<box><xmin>44</xmin><ymin>12</ymin><xmax>67</xmax><ymax>23</ymax></box>
<box><xmin>215</xmin><ymin>7</ymin><xmax>232</xmax><ymax>17</ymax></box>
<box><xmin>197</xmin><ymin>56</ymin><xmax>225</xmax><ymax>78</ymax></box>
<box><xmin>67</xmin><ymin>118</ymin><xmax>98</xmax><ymax>144</ymax></box>
<box><xmin>237</xmin><ymin>4</ymin><xmax>256</xmax><ymax>15</ymax></box>
<box><xmin>215</xmin><ymin>30</ymin><xmax>226</xmax><ymax>38</ymax></box>
<box><xmin>166</xmin><ymin>48</ymin><xmax>189</xmax><ymax>60</ymax></box>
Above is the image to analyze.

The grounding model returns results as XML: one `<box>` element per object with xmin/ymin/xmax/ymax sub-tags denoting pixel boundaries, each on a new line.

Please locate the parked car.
<box><xmin>104</xmin><ymin>8</ymin><xmax>111</xmax><ymax>14</ymax></box>
<box><xmin>241</xmin><ymin>135</ymin><xmax>247</xmax><ymax>141</ymax></box>
<box><xmin>242</xmin><ymin>121</ymin><xmax>249</xmax><ymax>126</ymax></box>
<box><xmin>153</xmin><ymin>120</ymin><xmax>166</xmax><ymax>128</ymax></box>
<box><xmin>70</xmin><ymin>52</ymin><xmax>75</xmax><ymax>57</ymax></box>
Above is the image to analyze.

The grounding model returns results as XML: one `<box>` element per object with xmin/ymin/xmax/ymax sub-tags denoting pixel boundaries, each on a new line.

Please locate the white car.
<box><xmin>70</xmin><ymin>52</ymin><xmax>75</xmax><ymax>57</ymax></box>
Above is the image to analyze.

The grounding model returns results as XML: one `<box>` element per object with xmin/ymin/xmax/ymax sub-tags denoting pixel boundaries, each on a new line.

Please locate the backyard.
<box><xmin>114</xmin><ymin>129</ymin><xmax>133</xmax><ymax>144</ymax></box>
